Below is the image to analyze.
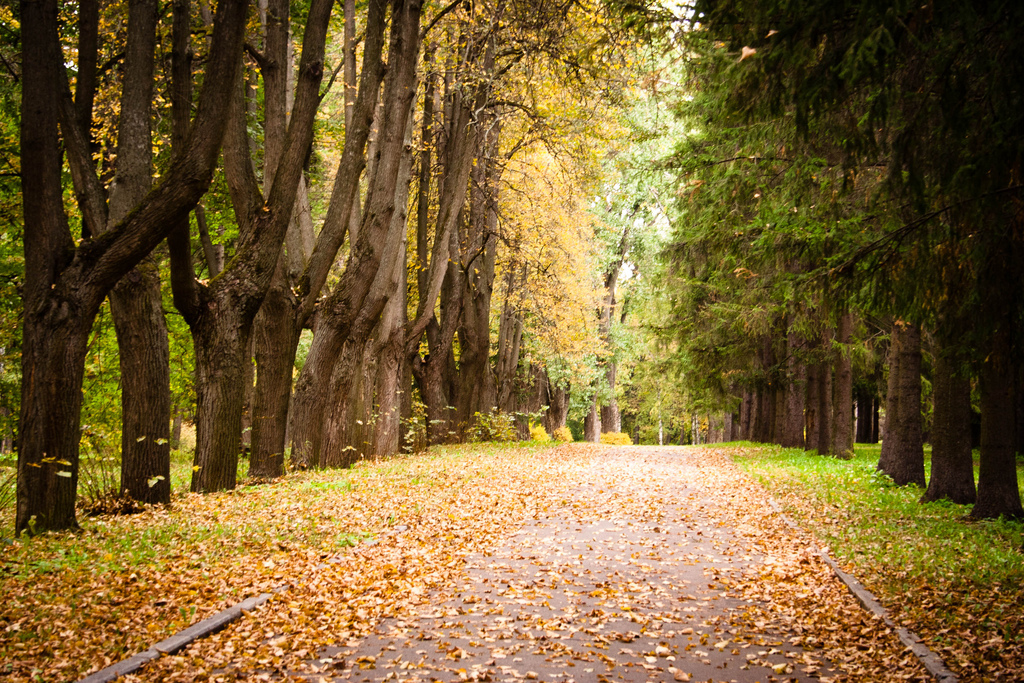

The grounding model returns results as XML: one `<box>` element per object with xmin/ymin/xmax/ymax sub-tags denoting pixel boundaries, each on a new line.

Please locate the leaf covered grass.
<box><xmin>0</xmin><ymin>441</ymin><xmax>587</xmax><ymax>681</ymax></box>
<box><xmin>730</xmin><ymin>442</ymin><xmax>1024</xmax><ymax>680</ymax></box>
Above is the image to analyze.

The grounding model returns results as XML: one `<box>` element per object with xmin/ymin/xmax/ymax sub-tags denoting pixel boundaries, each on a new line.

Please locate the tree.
<box><xmin>16</xmin><ymin>0</ymin><xmax>248</xmax><ymax>533</ymax></box>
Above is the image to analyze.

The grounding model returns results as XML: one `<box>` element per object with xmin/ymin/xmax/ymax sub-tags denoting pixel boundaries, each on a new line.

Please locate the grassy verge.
<box><xmin>0</xmin><ymin>441</ymin><xmax>574</xmax><ymax>681</ymax></box>
<box><xmin>729</xmin><ymin>442</ymin><xmax>1024</xmax><ymax>680</ymax></box>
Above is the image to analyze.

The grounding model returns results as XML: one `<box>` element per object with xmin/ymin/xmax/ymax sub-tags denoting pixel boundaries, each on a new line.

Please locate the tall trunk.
<box><xmin>17</xmin><ymin>0</ymin><xmax>249</xmax><ymax>533</ymax></box>
<box><xmin>495</xmin><ymin>266</ymin><xmax>524</xmax><ymax>414</ymax></box>
<box><xmin>971</xmin><ymin>329</ymin><xmax>1023</xmax><ymax>518</ymax></box>
<box><xmin>922</xmin><ymin>346</ymin><xmax>975</xmax><ymax>504</ymax></box>
<box><xmin>816</xmin><ymin>359</ymin><xmax>832</xmax><ymax>455</ymax></box>
<box><xmin>456</xmin><ymin>121</ymin><xmax>499</xmax><ymax>424</ymax></box>
<box><xmin>110</xmin><ymin>262</ymin><xmax>171</xmax><ymax>502</ymax></box>
<box><xmin>830</xmin><ymin>311</ymin><xmax>854</xmax><ymax>458</ymax></box>
<box><xmin>601</xmin><ymin>361</ymin><xmax>622</xmax><ymax>433</ymax></box>
<box><xmin>878</xmin><ymin>330</ymin><xmax>901</xmax><ymax>472</ymax></box>
<box><xmin>739</xmin><ymin>389</ymin><xmax>753</xmax><ymax>440</ymax></box>
<box><xmin>190</xmin><ymin>308</ymin><xmax>250</xmax><ymax>492</ymax></box>
<box><xmin>855</xmin><ymin>388</ymin><xmax>872</xmax><ymax>443</ymax></box>
<box><xmin>779</xmin><ymin>323</ymin><xmax>805</xmax><ymax>448</ymax></box>
<box><xmin>100</xmin><ymin>0</ymin><xmax>171</xmax><ymax>505</ymax></box>
<box><xmin>544</xmin><ymin>380</ymin><xmax>569</xmax><ymax>434</ymax></box>
<box><xmin>584</xmin><ymin>396</ymin><xmax>601</xmax><ymax>442</ymax></box>
<box><xmin>805</xmin><ymin>362</ymin><xmax>820</xmax><ymax>452</ymax></box>
<box><xmin>881</xmin><ymin>323</ymin><xmax>926</xmax><ymax>486</ymax></box>
<box><xmin>249</xmin><ymin>258</ymin><xmax>301</xmax><ymax>478</ymax></box>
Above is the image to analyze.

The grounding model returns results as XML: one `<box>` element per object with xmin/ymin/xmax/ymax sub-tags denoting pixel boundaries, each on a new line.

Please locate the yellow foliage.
<box><xmin>553</xmin><ymin>426</ymin><xmax>573</xmax><ymax>443</ymax></box>
<box><xmin>529</xmin><ymin>423</ymin><xmax>551</xmax><ymax>442</ymax></box>
<box><xmin>599</xmin><ymin>432</ymin><xmax>632</xmax><ymax>446</ymax></box>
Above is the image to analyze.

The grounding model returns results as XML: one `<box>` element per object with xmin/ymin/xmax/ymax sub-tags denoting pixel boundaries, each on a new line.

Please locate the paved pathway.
<box><xmin>297</xmin><ymin>448</ymin><xmax>836</xmax><ymax>683</ymax></box>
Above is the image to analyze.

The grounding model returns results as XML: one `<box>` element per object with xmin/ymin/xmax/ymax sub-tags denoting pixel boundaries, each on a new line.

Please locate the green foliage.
<box><xmin>470</xmin><ymin>411</ymin><xmax>518</xmax><ymax>443</ymax></box>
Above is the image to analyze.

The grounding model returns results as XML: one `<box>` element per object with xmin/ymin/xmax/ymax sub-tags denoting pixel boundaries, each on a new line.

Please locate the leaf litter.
<box><xmin>1</xmin><ymin>444</ymin><xmax>940</xmax><ymax>681</ymax></box>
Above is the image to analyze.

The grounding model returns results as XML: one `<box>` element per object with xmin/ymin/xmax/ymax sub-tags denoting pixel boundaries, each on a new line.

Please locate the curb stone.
<box><xmin>76</xmin><ymin>586</ymin><xmax>285</xmax><ymax>683</ymax></box>
<box><xmin>763</xmin><ymin>496</ymin><xmax>959</xmax><ymax>682</ymax></box>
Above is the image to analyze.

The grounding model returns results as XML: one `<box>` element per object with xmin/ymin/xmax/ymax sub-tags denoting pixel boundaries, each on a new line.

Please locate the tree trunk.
<box><xmin>805</xmin><ymin>362</ymin><xmax>820</xmax><ymax>452</ymax></box>
<box><xmin>739</xmin><ymin>389</ymin><xmax>753</xmax><ymax>440</ymax></box>
<box><xmin>971</xmin><ymin>327</ymin><xmax>1023</xmax><ymax>519</ymax></box>
<box><xmin>922</xmin><ymin>347</ymin><xmax>975</xmax><ymax>504</ymax></box>
<box><xmin>110</xmin><ymin>261</ymin><xmax>171</xmax><ymax>503</ymax></box>
<box><xmin>584</xmin><ymin>396</ymin><xmax>601</xmax><ymax>442</ymax></box>
<box><xmin>190</xmin><ymin>309</ymin><xmax>250</xmax><ymax>492</ymax></box>
<box><xmin>855</xmin><ymin>388</ymin><xmax>872</xmax><ymax>443</ymax></box>
<box><xmin>544</xmin><ymin>381</ymin><xmax>569</xmax><ymax>434</ymax></box>
<box><xmin>816</xmin><ymin>362</ymin><xmax>833</xmax><ymax>455</ymax></box>
<box><xmin>170</xmin><ymin>411</ymin><xmax>183</xmax><ymax>450</ymax></box>
<box><xmin>879</xmin><ymin>323</ymin><xmax>926</xmax><ymax>486</ymax></box>
<box><xmin>249</xmin><ymin>257</ymin><xmax>301</xmax><ymax>479</ymax></box>
<box><xmin>601</xmin><ymin>361</ymin><xmax>622</xmax><ymax>433</ymax></box>
<box><xmin>830</xmin><ymin>311</ymin><xmax>854</xmax><ymax>458</ymax></box>
<box><xmin>779</xmin><ymin>325</ymin><xmax>805</xmax><ymax>448</ymax></box>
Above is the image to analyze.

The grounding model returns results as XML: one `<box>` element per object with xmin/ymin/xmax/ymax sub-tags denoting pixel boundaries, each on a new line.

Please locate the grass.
<box><xmin>730</xmin><ymin>442</ymin><xmax>1024</xmax><ymax>678</ymax></box>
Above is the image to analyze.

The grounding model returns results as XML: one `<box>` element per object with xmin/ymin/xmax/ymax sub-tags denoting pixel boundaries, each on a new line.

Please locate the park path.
<box><xmin>292</xmin><ymin>447</ymin><xmax>845</xmax><ymax>683</ymax></box>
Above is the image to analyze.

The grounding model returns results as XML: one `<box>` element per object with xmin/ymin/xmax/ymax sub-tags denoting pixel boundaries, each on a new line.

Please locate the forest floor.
<box><xmin>0</xmin><ymin>443</ymin><xmax>1017</xmax><ymax>682</ymax></box>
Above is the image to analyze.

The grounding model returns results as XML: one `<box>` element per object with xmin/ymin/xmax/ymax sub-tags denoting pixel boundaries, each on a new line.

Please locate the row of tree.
<box><xmin>10</xmin><ymin>0</ymin><xmax>641</xmax><ymax>534</ymax></box>
<box><xmin>632</xmin><ymin>0</ymin><xmax>1023</xmax><ymax>519</ymax></box>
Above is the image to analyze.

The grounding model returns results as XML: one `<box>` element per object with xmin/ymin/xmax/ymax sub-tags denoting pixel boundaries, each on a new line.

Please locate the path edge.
<box><xmin>76</xmin><ymin>586</ymin><xmax>286</xmax><ymax>683</ymax></box>
<box><xmin>762</xmin><ymin>495</ymin><xmax>958</xmax><ymax>683</ymax></box>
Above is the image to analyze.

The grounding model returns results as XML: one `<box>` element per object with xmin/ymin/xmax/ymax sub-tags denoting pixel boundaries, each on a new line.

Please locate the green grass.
<box><xmin>733</xmin><ymin>443</ymin><xmax>1023</xmax><ymax>585</ymax></box>
<box><xmin>731</xmin><ymin>442</ymin><xmax>1024</xmax><ymax>657</ymax></box>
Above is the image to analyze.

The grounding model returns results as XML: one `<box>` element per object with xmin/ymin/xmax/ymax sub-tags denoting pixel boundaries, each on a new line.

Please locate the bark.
<box><xmin>830</xmin><ymin>311</ymin><xmax>854</xmax><ymax>458</ymax></box>
<box><xmin>855</xmin><ymin>388</ymin><xmax>873</xmax><ymax>443</ymax></box>
<box><xmin>495</xmin><ymin>266</ymin><xmax>525</xmax><ymax>414</ymax></box>
<box><xmin>249</xmin><ymin>257</ymin><xmax>301</xmax><ymax>478</ymax></box>
<box><xmin>879</xmin><ymin>323</ymin><xmax>926</xmax><ymax>486</ymax></box>
<box><xmin>922</xmin><ymin>347</ymin><xmax>975</xmax><ymax>504</ymax></box>
<box><xmin>544</xmin><ymin>381</ymin><xmax>569</xmax><ymax>434</ymax></box>
<box><xmin>805</xmin><ymin>362</ymin><xmax>820</xmax><ymax>452</ymax></box>
<box><xmin>739</xmin><ymin>389</ymin><xmax>753</xmax><ymax>440</ymax></box>
<box><xmin>168</xmin><ymin>0</ymin><xmax>335</xmax><ymax>492</ymax></box>
<box><xmin>290</xmin><ymin>0</ymin><xmax>423</xmax><ymax>464</ymax></box>
<box><xmin>455</xmin><ymin>120</ymin><xmax>500</xmax><ymax>425</ymax></box>
<box><xmin>171</xmin><ymin>412</ymin><xmax>183</xmax><ymax>450</ymax></box>
<box><xmin>816</xmin><ymin>362</ymin><xmax>833</xmax><ymax>455</ymax></box>
<box><xmin>584</xmin><ymin>396</ymin><xmax>601</xmax><ymax>442</ymax></box>
<box><xmin>17</xmin><ymin>0</ymin><xmax>248</xmax><ymax>534</ymax></box>
<box><xmin>111</xmin><ymin>262</ymin><xmax>171</xmax><ymax>502</ymax></box>
<box><xmin>779</xmin><ymin>323</ymin><xmax>805</xmax><ymax>448</ymax></box>
<box><xmin>878</xmin><ymin>331</ymin><xmax>900</xmax><ymax>473</ymax></box>
<box><xmin>972</xmin><ymin>329</ymin><xmax>1023</xmax><ymax>519</ymax></box>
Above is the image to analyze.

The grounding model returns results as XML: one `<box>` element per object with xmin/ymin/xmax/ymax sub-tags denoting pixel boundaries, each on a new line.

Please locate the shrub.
<box><xmin>599</xmin><ymin>431</ymin><xmax>632</xmax><ymax>445</ymax></box>
<box><xmin>553</xmin><ymin>426</ymin><xmax>573</xmax><ymax>443</ymax></box>
<box><xmin>471</xmin><ymin>411</ymin><xmax>517</xmax><ymax>443</ymax></box>
<box><xmin>529</xmin><ymin>423</ymin><xmax>551</xmax><ymax>442</ymax></box>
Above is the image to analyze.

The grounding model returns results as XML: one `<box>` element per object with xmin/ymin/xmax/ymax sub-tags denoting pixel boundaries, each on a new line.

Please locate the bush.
<box><xmin>553</xmin><ymin>426</ymin><xmax>573</xmax><ymax>443</ymax></box>
<box><xmin>529</xmin><ymin>423</ymin><xmax>551</xmax><ymax>442</ymax></box>
<box><xmin>471</xmin><ymin>411</ymin><xmax>517</xmax><ymax>443</ymax></box>
<box><xmin>599</xmin><ymin>431</ymin><xmax>632</xmax><ymax>445</ymax></box>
